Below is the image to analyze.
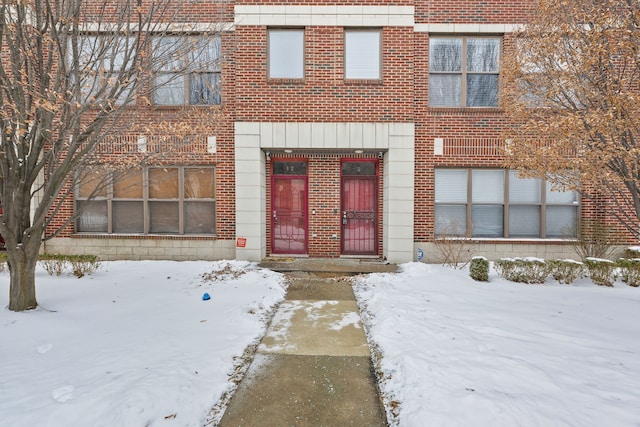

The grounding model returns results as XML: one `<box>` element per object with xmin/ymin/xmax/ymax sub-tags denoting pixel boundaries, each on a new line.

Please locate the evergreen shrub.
<box><xmin>469</xmin><ymin>256</ymin><xmax>489</xmax><ymax>282</ymax></box>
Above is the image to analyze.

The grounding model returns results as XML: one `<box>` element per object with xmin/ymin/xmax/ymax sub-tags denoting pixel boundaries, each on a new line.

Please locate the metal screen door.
<box><xmin>271</xmin><ymin>161</ymin><xmax>307</xmax><ymax>254</ymax></box>
<box><xmin>341</xmin><ymin>161</ymin><xmax>377</xmax><ymax>255</ymax></box>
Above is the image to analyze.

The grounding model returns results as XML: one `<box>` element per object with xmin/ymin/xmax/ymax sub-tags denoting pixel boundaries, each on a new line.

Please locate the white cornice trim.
<box><xmin>234</xmin><ymin>5</ymin><xmax>415</xmax><ymax>27</ymax></box>
<box><xmin>414</xmin><ymin>23</ymin><xmax>522</xmax><ymax>33</ymax></box>
<box><xmin>79</xmin><ymin>22</ymin><xmax>235</xmax><ymax>33</ymax></box>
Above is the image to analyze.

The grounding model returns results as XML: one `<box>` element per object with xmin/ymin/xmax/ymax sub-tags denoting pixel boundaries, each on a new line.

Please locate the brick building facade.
<box><xmin>43</xmin><ymin>1</ymin><xmax>598</xmax><ymax>263</ymax></box>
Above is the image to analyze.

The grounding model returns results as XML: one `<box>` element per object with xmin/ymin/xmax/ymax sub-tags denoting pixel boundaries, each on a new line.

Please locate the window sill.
<box><xmin>428</xmin><ymin>107</ymin><xmax>503</xmax><ymax>114</ymax></box>
<box><xmin>344</xmin><ymin>78</ymin><xmax>383</xmax><ymax>85</ymax></box>
<box><xmin>435</xmin><ymin>237</ymin><xmax>576</xmax><ymax>244</ymax></box>
<box><xmin>267</xmin><ymin>78</ymin><xmax>305</xmax><ymax>85</ymax></box>
<box><xmin>151</xmin><ymin>104</ymin><xmax>223</xmax><ymax>110</ymax></box>
<box><xmin>72</xmin><ymin>233</ymin><xmax>218</xmax><ymax>240</ymax></box>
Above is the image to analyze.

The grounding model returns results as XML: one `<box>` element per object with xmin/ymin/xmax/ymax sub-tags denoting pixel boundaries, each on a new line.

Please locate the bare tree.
<box><xmin>501</xmin><ymin>0</ymin><xmax>640</xmax><ymax>240</ymax></box>
<box><xmin>0</xmin><ymin>0</ymin><xmax>225</xmax><ymax>311</ymax></box>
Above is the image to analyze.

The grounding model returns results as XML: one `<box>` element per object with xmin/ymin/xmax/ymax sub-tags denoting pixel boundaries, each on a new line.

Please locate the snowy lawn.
<box><xmin>0</xmin><ymin>260</ymin><xmax>286</xmax><ymax>427</ymax></box>
<box><xmin>354</xmin><ymin>263</ymin><xmax>640</xmax><ymax>427</ymax></box>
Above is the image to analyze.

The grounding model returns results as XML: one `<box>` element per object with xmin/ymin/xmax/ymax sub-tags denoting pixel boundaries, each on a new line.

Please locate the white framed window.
<box><xmin>268</xmin><ymin>29</ymin><xmax>304</xmax><ymax>79</ymax></box>
<box><xmin>153</xmin><ymin>36</ymin><xmax>221</xmax><ymax>105</ymax></box>
<box><xmin>345</xmin><ymin>29</ymin><xmax>381</xmax><ymax>80</ymax></box>
<box><xmin>429</xmin><ymin>36</ymin><xmax>500</xmax><ymax>107</ymax></box>
<box><xmin>76</xmin><ymin>166</ymin><xmax>216</xmax><ymax>235</ymax></box>
<box><xmin>435</xmin><ymin>169</ymin><xmax>578</xmax><ymax>238</ymax></box>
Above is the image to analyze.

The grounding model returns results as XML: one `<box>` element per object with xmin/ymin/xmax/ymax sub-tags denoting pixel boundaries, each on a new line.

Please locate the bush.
<box><xmin>494</xmin><ymin>257</ymin><xmax>549</xmax><ymax>284</ymax></box>
<box><xmin>547</xmin><ymin>259</ymin><xmax>585</xmax><ymax>285</ymax></box>
<box><xmin>38</xmin><ymin>254</ymin><xmax>100</xmax><ymax>277</ymax></box>
<box><xmin>68</xmin><ymin>255</ymin><xmax>101</xmax><ymax>278</ymax></box>
<box><xmin>39</xmin><ymin>254</ymin><xmax>68</xmax><ymax>276</ymax></box>
<box><xmin>469</xmin><ymin>256</ymin><xmax>489</xmax><ymax>282</ymax></box>
<box><xmin>616</xmin><ymin>258</ymin><xmax>640</xmax><ymax>287</ymax></box>
<box><xmin>584</xmin><ymin>258</ymin><xmax>616</xmax><ymax>287</ymax></box>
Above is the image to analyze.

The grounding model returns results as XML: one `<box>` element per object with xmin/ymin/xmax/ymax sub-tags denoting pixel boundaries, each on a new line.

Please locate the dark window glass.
<box><xmin>273</xmin><ymin>161</ymin><xmax>307</xmax><ymax>175</ymax></box>
<box><xmin>342</xmin><ymin>162</ymin><xmax>376</xmax><ymax>176</ymax></box>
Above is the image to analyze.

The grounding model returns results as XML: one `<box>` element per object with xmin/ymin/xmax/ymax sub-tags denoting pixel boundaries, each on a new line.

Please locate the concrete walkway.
<box><xmin>218</xmin><ymin>260</ymin><xmax>395</xmax><ymax>426</ymax></box>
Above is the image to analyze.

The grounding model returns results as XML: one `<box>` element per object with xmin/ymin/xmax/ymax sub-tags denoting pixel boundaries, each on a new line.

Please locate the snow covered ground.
<box><xmin>0</xmin><ymin>260</ymin><xmax>287</xmax><ymax>427</ymax></box>
<box><xmin>354</xmin><ymin>263</ymin><xmax>640</xmax><ymax>427</ymax></box>
<box><xmin>2</xmin><ymin>260</ymin><xmax>639</xmax><ymax>427</ymax></box>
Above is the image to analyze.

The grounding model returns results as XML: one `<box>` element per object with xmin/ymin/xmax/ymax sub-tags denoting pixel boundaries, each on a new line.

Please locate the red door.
<box><xmin>271</xmin><ymin>161</ymin><xmax>308</xmax><ymax>254</ymax></box>
<box><xmin>342</xmin><ymin>161</ymin><xmax>378</xmax><ymax>255</ymax></box>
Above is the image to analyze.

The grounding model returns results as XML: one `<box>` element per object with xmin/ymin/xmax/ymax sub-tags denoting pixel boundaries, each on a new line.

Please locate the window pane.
<box><xmin>472</xmin><ymin>205</ymin><xmax>503</xmax><ymax>237</ymax></box>
<box><xmin>269</xmin><ymin>30</ymin><xmax>304</xmax><ymax>79</ymax></box>
<box><xmin>546</xmin><ymin>206</ymin><xmax>577</xmax><ymax>237</ymax></box>
<box><xmin>342</xmin><ymin>162</ymin><xmax>376</xmax><ymax>176</ymax></box>
<box><xmin>114</xmin><ymin>170</ymin><xmax>143</xmax><ymax>199</ymax></box>
<box><xmin>149</xmin><ymin>201</ymin><xmax>179</xmax><ymax>233</ymax></box>
<box><xmin>509</xmin><ymin>205</ymin><xmax>540</xmax><ymax>237</ymax></box>
<box><xmin>273</xmin><ymin>161</ymin><xmax>307</xmax><ymax>175</ymax></box>
<box><xmin>345</xmin><ymin>31</ymin><xmax>381</xmax><ymax>79</ymax></box>
<box><xmin>153</xmin><ymin>37</ymin><xmax>186</xmax><ymax>71</ymax></box>
<box><xmin>430</xmin><ymin>38</ymin><xmax>462</xmax><ymax>72</ymax></box>
<box><xmin>185</xmin><ymin>202</ymin><xmax>216</xmax><ymax>234</ymax></box>
<box><xmin>546</xmin><ymin>182</ymin><xmax>578</xmax><ymax>204</ymax></box>
<box><xmin>185</xmin><ymin>168</ymin><xmax>215</xmax><ymax>198</ymax></box>
<box><xmin>113</xmin><ymin>201</ymin><xmax>144</xmax><ymax>233</ymax></box>
<box><xmin>467</xmin><ymin>38</ymin><xmax>500</xmax><ymax>73</ymax></box>
<box><xmin>149</xmin><ymin>168</ymin><xmax>179</xmax><ymax>199</ymax></box>
<box><xmin>78</xmin><ymin>168</ymin><xmax>108</xmax><ymax>198</ymax></box>
<box><xmin>472</xmin><ymin>170</ymin><xmax>504</xmax><ymax>203</ymax></box>
<box><xmin>189</xmin><ymin>73</ymin><xmax>221</xmax><ymax>105</ymax></box>
<box><xmin>509</xmin><ymin>171</ymin><xmax>541</xmax><ymax>204</ymax></box>
<box><xmin>77</xmin><ymin>200</ymin><xmax>107</xmax><ymax>232</ymax></box>
<box><xmin>435</xmin><ymin>169</ymin><xmax>467</xmax><ymax>203</ymax></box>
<box><xmin>155</xmin><ymin>74</ymin><xmax>185</xmax><ymax>105</ymax></box>
<box><xmin>188</xmin><ymin>37</ymin><xmax>221</xmax><ymax>70</ymax></box>
<box><xmin>467</xmin><ymin>74</ymin><xmax>498</xmax><ymax>107</ymax></box>
<box><xmin>429</xmin><ymin>74</ymin><xmax>461</xmax><ymax>107</ymax></box>
<box><xmin>435</xmin><ymin>205</ymin><xmax>467</xmax><ymax>236</ymax></box>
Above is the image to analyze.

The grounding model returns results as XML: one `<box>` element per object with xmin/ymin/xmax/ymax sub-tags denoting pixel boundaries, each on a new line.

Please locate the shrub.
<box><xmin>565</xmin><ymin>219</ymin><xmax>621</xmax><ymax>261</ymax></box>
<box><xmin>616</xmin><ymin>258</ymin><xmax>640</xmax><ymax>287</ymax></box>
<box><xmin>547</xmin><ymin>259</ymin><xmax>585</xmax><ymax>285</ymax></box>
<box><xmin>494</xmin><ymin>257</ymin><xmax>549</xmax><ymax>284</ymax></box>
<box><xmin>433</xmin><ymin>219</ymin><xmax>476</xmax><ymax>269</ymax></box>
<box><xmin>0</xmin><ymin>252</ymin><xmax>6</xmax><ymax>272</ymax></box>
<box><xmin>39</xmin><ymin>254</ymin><xmax>68</xmax><ymax>276</ymax></box>
<box><xmin>584</xmin><ymin>258</ymin><xmax>616</xmax><ymax>287</ymax></box>
<box><xmin>469</xmin><ymin>256</ymin><xmax>489</xmax><ymax>282</ymax></box>
<box><xmin>38</xmin><ymin>254</ymin><xmax>100</xmax><ymax>277</ymax></box>
<box><xmin>68</xmin><ymin>255</ymin><xmax>101</xmax><ymax>278</ymax></box>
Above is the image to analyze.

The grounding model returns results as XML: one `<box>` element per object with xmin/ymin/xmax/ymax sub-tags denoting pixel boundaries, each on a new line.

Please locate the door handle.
<box><xmin>342</xmin><ymin>211</ymin><xmax>347</xmax><ymax>225</ymax></box>
<box><xmin>273</xmin><ymin>210</ymin><xmax>278</xmax><ymax>223</ymax></box>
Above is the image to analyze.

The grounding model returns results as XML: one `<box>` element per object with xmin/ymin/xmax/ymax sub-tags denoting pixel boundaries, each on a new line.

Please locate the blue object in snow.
<box><xmin>202</xmin><ymin>292</ymin><xmax>211</xmax><ymax>301</ymax></box>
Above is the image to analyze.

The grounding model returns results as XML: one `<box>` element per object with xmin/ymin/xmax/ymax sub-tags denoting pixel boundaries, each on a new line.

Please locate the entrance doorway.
<box><xmin>341</xmin><ymin>161</ymin><xmax>378</xmax><ymax>255</ymax></box>
<box><xmin>271</xmin><ymin>160</ymin><xmax>308</xmax><ymax>254</ymax></box>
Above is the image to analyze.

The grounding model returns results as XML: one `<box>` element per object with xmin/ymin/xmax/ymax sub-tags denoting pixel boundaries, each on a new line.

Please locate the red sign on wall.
<box><xmin>236</xmin><ymin>237</ymin><xmax>247</xmax><ymax>248</ymax></box>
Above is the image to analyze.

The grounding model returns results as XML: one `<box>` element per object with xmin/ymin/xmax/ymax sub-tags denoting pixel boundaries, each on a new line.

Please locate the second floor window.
<box><xmin>345</xmin><ymin>29</ymin><xmax>381</xmax><ymax>80</ymax></box>
<box><xmin>268</xmin><ymin>29</ymin><xmax>305</xmax><ymax>79</ymax></box>
<box><xmin>69</xmin><ymin>36</ymin><xmax>135</xmax><ymax>105</ymax></box>
<box><xmin>153</xmin><ymin>36</ymin><xmax>221</xmax><ymax>105</ymax></box>
<box><xmin>429</xmin><ymin>36</ymin><xmax>500</xmax><ymax>107</ymax></box>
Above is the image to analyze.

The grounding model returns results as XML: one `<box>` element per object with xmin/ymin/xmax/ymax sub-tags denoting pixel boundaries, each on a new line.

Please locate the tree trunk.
<box><xmin>7</xmin><ymin>241</ymin><xmax>41</xmax><ymax>312</ymax></box>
